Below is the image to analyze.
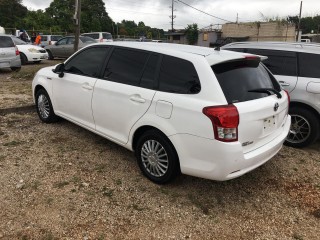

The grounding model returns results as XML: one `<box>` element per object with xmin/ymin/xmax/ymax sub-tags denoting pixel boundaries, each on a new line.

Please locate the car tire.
<box><xmin>285</xmin><ymin>107</ymin><xmax>320</xmax><ymax>148</ymax></box>
<box><xmin>35</xmin><ymin>89</ymin><xmax>59</xmax><ymax>123</ymax></box>
<box><xmin>20</xmin><ymin>53</ymin><xmax>28</xmax><ymax>65</ymax></box>
<box><xmin>135</xmin><ymin>129</ymin><xmax>180</xmax><ymax>184</ymax></box>
<box><xmin>10</xmin><ymin>67</ymin><xmax>21</xmax><ymax>72</ymax></box>
<box><xmin>47</xmin><ymin>50</ymin><xmax>54</xmax><ymax>60</ymax></box>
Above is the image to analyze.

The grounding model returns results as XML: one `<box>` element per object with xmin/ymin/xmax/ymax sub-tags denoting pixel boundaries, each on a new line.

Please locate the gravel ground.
<box><xmin>0</xmin><ymin>61</ymin><xmax>319</xmax><ymax>239</ymax></box>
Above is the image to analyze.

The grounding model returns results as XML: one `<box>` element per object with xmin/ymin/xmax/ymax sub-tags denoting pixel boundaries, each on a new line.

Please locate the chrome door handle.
<box><xmin>82</xmin><ymin>83</ymin><xmax>93</xmax><ymax>90</ymax></box>
<box><xmin>279</xmin><ymin>81</ymin><xmax>290</xmax><ymax>87</ymax></box>
<box><xmin>130</xmin><ymin>95</ymin><xmax>146</xmax><ymax>103</ymax></box>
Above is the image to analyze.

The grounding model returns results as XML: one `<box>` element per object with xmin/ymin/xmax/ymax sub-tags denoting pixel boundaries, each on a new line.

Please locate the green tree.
<box><xmin>185</xmin><ymin>23</ymin><xmax>199</xmax><ymax>45</ymax></box>
<box><xmin>0</xmin><ymin>0</ymin><xmax>28</xmax><ymax>28</ymax></box>
<box><xmin>23</xmin><ymin>10</ymin><xmax>51</xmax><ymax>32</ymax></box>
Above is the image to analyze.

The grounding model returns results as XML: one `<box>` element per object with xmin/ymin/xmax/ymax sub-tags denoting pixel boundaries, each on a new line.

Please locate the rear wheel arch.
<box><xmin>289</xmin><ymin>102</ymin><xmax>320</xmax><ymax>122</ymax></box>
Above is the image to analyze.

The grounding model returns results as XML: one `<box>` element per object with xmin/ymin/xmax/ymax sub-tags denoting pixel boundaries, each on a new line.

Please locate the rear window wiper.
<box><xmin>248</xmin><ymin>88</ymin><xmax>282</xmax><ymax>99</ymax></box>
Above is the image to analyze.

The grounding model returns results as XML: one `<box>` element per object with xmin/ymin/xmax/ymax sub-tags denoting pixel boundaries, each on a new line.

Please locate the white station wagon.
<box><xmin>32</xmin><ymin>42</ymin><xmax>291</xmax><ymax>184</ymax></box>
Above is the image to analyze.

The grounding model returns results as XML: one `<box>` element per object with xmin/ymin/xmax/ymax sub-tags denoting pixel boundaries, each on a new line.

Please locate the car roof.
<box><xmin>92</xmin><ymin>42</ymin><xmax>257</xmax><ymax>65</ymax></box>
<box><xmin>223</xmin><ymin>41</ymin><xmax>320</xmax><ymax>54</ymax></box>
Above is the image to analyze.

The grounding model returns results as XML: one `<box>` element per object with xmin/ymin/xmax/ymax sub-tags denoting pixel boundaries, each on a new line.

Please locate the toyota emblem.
<box><xmin>274</xmin><ymin>103</ymin><xmax>279</xmax><ymax>112</ymax></box>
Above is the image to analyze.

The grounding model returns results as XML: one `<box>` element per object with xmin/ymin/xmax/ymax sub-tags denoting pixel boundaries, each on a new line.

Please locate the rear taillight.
<box><xmin>203</xmin><ymin>104</ymin><xmax>239</xmax><ymax>142</ymax></box>
<box><xmin>15</xmin><ymin>45</ymin><xmax>19</xmax><ymax>55</ymax></box>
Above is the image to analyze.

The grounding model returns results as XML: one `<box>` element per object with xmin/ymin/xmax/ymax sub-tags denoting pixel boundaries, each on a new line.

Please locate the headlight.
<box><xmin>28</xmin><ymin>48</ymin><xmax>40</xmax><ymax>53</ymax></box>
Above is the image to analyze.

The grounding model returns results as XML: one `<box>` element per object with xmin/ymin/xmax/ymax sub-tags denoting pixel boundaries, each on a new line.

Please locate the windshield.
<box><xmin>212</xmin><ymin>59</ymin><xmax>281</xmax><ymax>104</ymax></box>
<box><xmin>80</xmin><ymin>36</ymin><xmax>96</xmax><ymax>43</ymax></box>
<box><xmin>12</xmin><ymin>36</ymin><xmax>27</xmax><ymax>45</ymax></box>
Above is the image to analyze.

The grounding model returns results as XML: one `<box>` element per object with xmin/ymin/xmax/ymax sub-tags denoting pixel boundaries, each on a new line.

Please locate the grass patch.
<box><xmin>95</xmin><ymin>163</ymin><xmax>109</xmax><ymax>173</ymax></box>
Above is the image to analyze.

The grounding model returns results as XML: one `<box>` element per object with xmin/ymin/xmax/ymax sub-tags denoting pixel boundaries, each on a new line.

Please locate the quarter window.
<box><xmin>244</xmin><ymin>49</ymin><xmax>297</xmax><ymax>77</ymax></box>
<box><xmin>104</xmin><ymin>48</ymin><xmax>149</xmax><ymax>86</ymax></box>
<box><xmin>158</xmin><ymin>55</ymin><xmax>200</xmax><ymax>94</ymax></box>
<box><xmin>140</xmin><ymin>54</ymin><xmax>159</xmax><ymax>89</ymax></box>
<box><xmin>298</xmin><ymin>53</ymin><xmax>320</xmax><ymax>78</ymax></box>
<box><xmin>64</xmin><ymin>47</ymin><xmax>109</xmax><ymax>77</ymax></box>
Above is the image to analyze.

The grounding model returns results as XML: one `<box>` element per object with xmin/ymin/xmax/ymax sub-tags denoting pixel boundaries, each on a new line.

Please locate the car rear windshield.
<box><xmin>0</xmin><ymin>36</ymin><xmax>14</xmax><ymax>47</ymax></box>
<box><xmin>212</xmin><ymin>59</ymin><xmax>281</xmax><ymax>104</ymax></box>
<box><xmin>102</xmin><ymin>33</ymin><xmax>112</xmax><ymax>39</ymax></box>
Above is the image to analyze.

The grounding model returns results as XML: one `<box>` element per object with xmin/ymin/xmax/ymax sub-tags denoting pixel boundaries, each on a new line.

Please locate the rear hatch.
<box><xmin>0</xmin><ymin>36</ymin><xmax>16</xmax><ymax>65</ymax></box>
<box><xmin>212</xmin><ymin>57</ymin><xmax>289</xmax><ymax>153</ymax></box>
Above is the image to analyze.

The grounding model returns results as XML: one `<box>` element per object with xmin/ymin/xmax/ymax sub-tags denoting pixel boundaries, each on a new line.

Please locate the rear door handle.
<box><xmin>279</xmin><ymin>81</ymin><xmax>290</xmax><ymax>87</ymax></box>
<box><xmin>130</xmin><ymin>95</ymin><xmax>146</xmax><ymax>103</ymax></box>
<box><xmin>82</xmin><ymin>83</ymin><xmax>93</xmax><ymax>90</ymax></box>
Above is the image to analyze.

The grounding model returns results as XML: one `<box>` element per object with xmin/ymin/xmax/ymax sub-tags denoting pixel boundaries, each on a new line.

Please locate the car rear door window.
<box><xmin>0</xmin><ymin>36</ymin><xmax>14</xmax><ymax>47</ymax></box>
<box><xmin>212</xmin><ymin>59</ymin><xmax>280</xmax><ymax>104</ymax></box>
<box><xmin>158</xmin><ymin>55</ymin><xmax>200</xmax><ymax>94</ymax></box>
<box><xmin>244</xmin><ymin>49</ymin><xmax>297</xmax><ymax>77</ymax></box>
<box><xmin>57</xmin><ymin>38</ymin><xmax>68</xmax><ymax>45</ymax></box>
<box><xmin>298</xmin><ymin>52</ymin><xmax>320</xmax><ymax>78</ymax></box>
<box><xmin>64</xmin><ymin>46</ymin><xmax>109</xmax><ymax>77</ymax></box>
<box><xmin>140</xmin><ymin>54</ymin><xmax>159</xmax><ymax>89</ymax></box>
<box><xmin>104</xmin><ymin>47</ymin><xmax>149</xmax><ymax>86</ymax></box>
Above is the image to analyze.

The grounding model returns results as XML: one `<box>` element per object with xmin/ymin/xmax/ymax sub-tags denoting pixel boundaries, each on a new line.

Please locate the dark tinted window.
<box><xmin>104</xmin><ymin>48</ymin><xmax>149</xmax><ymax>86</ymax></box>
<box><xmin>80</xmin><ymin>36</ymin><xmax>96</xmax><ymax>43</ymax></box>
<box><xmin>245</xmin><ymin>49</ymin><xmax>297</xmax><ymax>76</ymax></box>
<box><xmin>41</xmin><ymin>36</ymin><xmax>48</xmax><ymax>41</ymax></box>
<box><xmin>0</xmin><ymin>36</ymin><xmax>14</xmax><ymax>47</ymax></box>
<box><xmin>224</xmin><ymin>48</ymin><xmax>246</xmax><ymax>53</ymax></box>
<box><xmin>57</xmin><ymin>38</ymin><xmax>68</xmax><ymax>45</ymax></box>
<box><xmin>65</xmin><ymin>47</ymin><xmax>109</xmax><ymax>77</ymax></box>
<box><xmin>102</xmin><ymin>33</ymin><xmax>112</xmax><ymax>39</ymax></box>
<box><xmin>140</xmin><ymin>54</ymin><xmax>159</xmax><ymax>89</ymax></box>
<box><xmin>158</xmin><ymin>55</ymin><xmax>200</xmax><ymax>94</ymax></box>
<box><xmin>83</xmin><ymin>33</ymin><xmax>99</xmax><ymax>39</ymax></box>
<box><xmin>212</xmin><ymin>59</ymin><xmax>280</xmax><ymax>104</ymax></box>
<box><xmin>298</xmin><ymin>52</ymin><xmax>320</xmax><ymax>78</ymax></box>
<box><xmin>51</xmin><ymin>35</ymin><xmax>62</xmax><ymax>41</ymax></box>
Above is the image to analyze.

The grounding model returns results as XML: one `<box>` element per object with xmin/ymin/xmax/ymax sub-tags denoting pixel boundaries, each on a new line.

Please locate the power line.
<box><xmin>176</xmin><ymin>0</ymin><xmax>232</xmax><ymax>22</ymax></box>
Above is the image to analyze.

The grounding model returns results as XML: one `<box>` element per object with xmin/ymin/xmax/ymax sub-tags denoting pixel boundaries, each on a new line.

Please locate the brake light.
<box><xmin>203</xmin><ymin>104</ymin><xmax>239</xmax><ymax>142</ymax></box>
<box><xmin>245</xmin><ymin>55</ymin><xmax>259</xmax><ymax>60</ymax></box>
<box><xmin>15</xmin><ymin>45</ymin><xmax>19</xmax><ymax>55</ymax></box>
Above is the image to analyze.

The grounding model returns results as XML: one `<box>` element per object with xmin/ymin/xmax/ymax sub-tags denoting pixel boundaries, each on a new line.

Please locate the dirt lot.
<box><xmin>0</xmin><ymin>61</ymin><xmax>319</xmax><ymax>239</ymax></box>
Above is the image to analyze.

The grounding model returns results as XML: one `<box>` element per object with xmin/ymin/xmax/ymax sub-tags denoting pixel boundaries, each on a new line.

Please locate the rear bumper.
<box><xmin>169</xmin><ymin>115</ymin><xmax>291</xmax><ymax>181</ymax></box>
<box><xmin>0</xmin><ymin>56</ymin><xmax>21</xmax><ymax>69</ymax></box>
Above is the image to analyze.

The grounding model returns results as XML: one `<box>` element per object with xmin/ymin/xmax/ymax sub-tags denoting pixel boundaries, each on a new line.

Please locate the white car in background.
<box><xmin>11</xmin><ymin>36</ymin><xmax>48</xmax><ymax>64</ymax></box>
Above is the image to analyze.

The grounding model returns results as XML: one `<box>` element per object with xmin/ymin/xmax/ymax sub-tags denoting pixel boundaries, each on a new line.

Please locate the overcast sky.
<box><xmin>22</xmin><ymin>0</ymin><xmax>320</xmax><ymax>30</ymax></box>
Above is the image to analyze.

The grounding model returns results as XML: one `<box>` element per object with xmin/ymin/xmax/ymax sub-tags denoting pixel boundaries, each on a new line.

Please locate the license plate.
<box><xmin>40</xmin><ymin>55</ymin><xmax>47</xmax><ymax>59</ymax></box>
<box><xmin>263</xmin><ymin>116</ymin><xmax>276</xmax><ymax>132</ymax></box>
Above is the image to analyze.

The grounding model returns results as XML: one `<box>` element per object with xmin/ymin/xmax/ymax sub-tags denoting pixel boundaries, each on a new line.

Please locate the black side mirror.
<box><xmin>52</xmin><ymin>63</ymin><xmax>65</xmax><ymax>78</ymax></box>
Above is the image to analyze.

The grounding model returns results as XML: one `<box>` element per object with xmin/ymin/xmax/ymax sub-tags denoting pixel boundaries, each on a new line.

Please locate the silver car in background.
<box><xmin>45</xmin><ymin>36</ymin><xmax>96</xmax><ymax>59</ymax></box>
<box><xmin>40</xmin><ymin>35</ymin><xmax>63</xmax><ymax>48</ymax></box>
<box><xmin>223</xmin><ymin>42</ymin><xmax>320</xmax><ymax>148</ymax></box>
<box><xmin>0</xmin><ymin>34</ymin><xmax>21</xmax><ymax>71</ymax></box>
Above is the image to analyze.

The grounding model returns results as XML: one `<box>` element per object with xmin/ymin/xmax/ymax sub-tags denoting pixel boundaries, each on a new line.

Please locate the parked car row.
<box><xmin>222</xmin><ymin>42</ymin><xmax>320</xmax><ymax>148</ymax></box>
<box><xmin>32</xmin><ymin>42</ymin><xmax>291</xmax><ymax>184</ymax></box>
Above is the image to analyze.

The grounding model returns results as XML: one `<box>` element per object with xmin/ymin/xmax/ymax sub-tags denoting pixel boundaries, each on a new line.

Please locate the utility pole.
<box><xmin>236</xmin><ymin>13</ymin><xmax>238</xmax><ymax>24</ymax></box>
<box><xmin>169</xmin><ymin>0</ymin><xmax>176</xmax><ymax>32</ymax></box>
<box><xmin>296</xmin><ymin>1</ymin><xmax>303</xmax><ymax>42</ymax></box>
<box><xmin>73</xmin><ymin>0</ymin><xmax>81</xmax><ymax>53</ymax></box>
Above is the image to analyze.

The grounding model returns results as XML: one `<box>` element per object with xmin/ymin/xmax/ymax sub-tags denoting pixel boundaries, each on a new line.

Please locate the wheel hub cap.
<box><xmin>141</xmin><ymin>140</ymin><xmax>169</xmax><ymax>177</ymax></box>
<box><xmin>38</xmin><ymin>94</ymin><xmax>50</xmax><ymax>119</ymax></box>
<box><xmin>287</xmin><ymin>114</ymin><xmax>311</xmax><ymax>144</ymax></box>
